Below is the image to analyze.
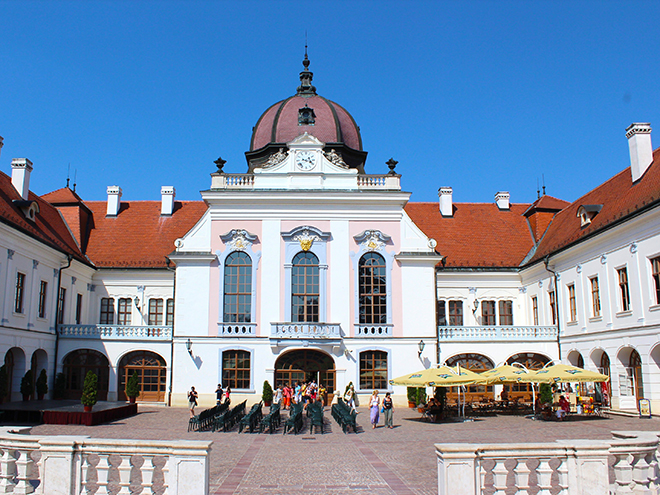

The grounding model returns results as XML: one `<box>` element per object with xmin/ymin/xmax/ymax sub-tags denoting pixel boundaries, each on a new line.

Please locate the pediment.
<box><xmin>287</xmin><ymin>132</ymin><xmax>325</xmax><ymax>149</ymax></box>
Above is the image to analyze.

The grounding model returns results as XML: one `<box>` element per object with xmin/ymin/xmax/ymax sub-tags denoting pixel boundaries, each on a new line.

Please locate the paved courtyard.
<box><xmin>29</xmin><ymin>404</ymin><xmax>660</xmax><ymax>495</ymax></box>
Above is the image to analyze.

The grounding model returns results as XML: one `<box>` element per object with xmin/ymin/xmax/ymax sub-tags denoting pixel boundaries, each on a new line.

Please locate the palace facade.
<box><xmin>1</xmin><ymin>58</ymin><xmax>659</xmax><ymax>411</ymax></box>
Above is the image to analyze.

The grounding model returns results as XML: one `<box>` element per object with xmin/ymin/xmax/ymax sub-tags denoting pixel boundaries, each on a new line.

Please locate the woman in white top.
<box><xmin>369</xmin><ymin>390</ymin><xmax>380</xmax><ymax>428</ymax></box>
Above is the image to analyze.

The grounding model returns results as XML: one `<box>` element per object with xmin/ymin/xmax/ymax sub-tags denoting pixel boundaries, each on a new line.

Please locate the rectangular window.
<box><xmin>148</xmin><ymin>298</ymin><xmax>164</xmax><ymax>325</ymax></box>
<box><xmin>359</xmin><ymin>350</ymin><xmax>388</xmax><ymax>390</ymax></box>
<box><xmin>117</xmin><ymin>298</ymin><xmax>132</xmax><ymax>325</ymax></box>
<box><xmin>567</xmin><ymin>284</ymin><xmax>577</xmax><ymax>322</ymax></box>
<box><xmin>590</xmin><ymin>277</ymin><xmax>601</xmax><ymax>317</ymax></box>
<box><xmin>166</xmin><ymin>298</ymin><xmax>174</xmax><ymax>326</ymax></box>
<box><xmin>499</xmin><ymin>300</ymin><xmax>513</xmax><ymax>325</ymax></box>
<box><xmin>100</xmin><ymin>298</ymin><xmax>115</xmax><ymax>324</ymax></box>
<box><xmin>531</xmin><ymin>296</ymin><xmax>538</xmax><ymax>325</ymax></box>
<box><xmin>75</xmin><ymin>294</ymin><xmax>83</xmax><ymax>324</ymax></box>
<box><xmin>222</xmin><ymin>350</ymin><xmax>251</xmax><ymax>389</ymax></box>
<box><xmin>437</xmin><ymin>300</ymin><xmax>446</xmax><ymax>326</ymax></box>
<box><xmin>38</xmin><ymin>281</ymin><xmax>48</xmax><ymax>318</ymax></box>
<box><xmin>549</xmin><ymin>291</ymin><xmax>557</xmax><ymax>325</ymax></box>
<box><xmin>652</xmin><ymin>257</ymin><xmax>660</xmax><ymax>305</ymax></box>
<box><xmin>14</xmin><ymin>272</ymin><xmax>26</xmax><ymax>313</ymax></box>
<box><xmin>618</xmin><ymin>267</ymin><xmax>630</xmax><ymax>311</ymax></box>
<box><xmin>57</xmin><ymin>287</ymin><xmax>66</xmax><ymax>324</ymax></box>
<box><xmin>448</xmin><ymin>300</ymin><xmax>463</xmax><ymax>326</ymax></box>
<box><xmin>481</xmin><ymin>300</ymin><xmax>496</xmax><ymax>326</ymax></box>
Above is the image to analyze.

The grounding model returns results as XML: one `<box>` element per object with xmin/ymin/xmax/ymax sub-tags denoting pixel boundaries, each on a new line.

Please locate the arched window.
<box><xmin>445</xmin><ymin>353</ymin><xmax>494</xmax><ymax>402</ymax></box>
<box><xmin>630</xmin><ymin>349</ymin><xmax>643</xmax><ymax>402</ymax></box>
<box><xmin>223</xmin><ymin>251</ymin><xmax>253</xmax><ymax>323</ymax></box>
<box><xmin>118</xmin><ymin>351</ymin><xmax>167</xmax><ymax>402</ymax></box>
<box><xmin>359</xmin><ymin>350</ymin><xmax>388</xmax><ymax>390</ymax></box>
<box><xmin>359</xmin><ymin>253</ymin><xmax>387</xmax><ymax>324</ymax></box>
<box><xmin>505</xmin><ymin>352</ymin><xmax>551</xmax><ymax>403</ymax></box>
<box><xmin>222</xmin><ymin>350</ymin><xmax>251</xmax><ymax>389</ymax></box>
<box><xmin>291</xmin><ymin>252</ymin><xmax>319</xmax><ymax>322</ymax></box>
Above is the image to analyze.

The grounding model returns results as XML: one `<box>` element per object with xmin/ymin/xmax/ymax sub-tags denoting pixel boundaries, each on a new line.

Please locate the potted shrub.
<box><xmin>262</xmin><ymin>380</ymin><xmax>273</xmax><ymax>407</ymax></box>
<box><xmin>81</xmin><ymin>371</ymin><xmax>98</xmax><ymax>412</ymax></box>
<box><xmin>36</xmin><ymin>369</ymin><xmax>48</xmax><ymax>400</ymax></box>
<box><xmin>0</xmin><ymin>365</ymin><xmax>8</xmax><ymax>404</ymax></box>
<box><xmin>125</xmin><ymin>371</ymin><xmax>140</xmax><ymax>403</ymax></box>
<box><xmin>20</xmin><ymin>370</ymin><xmax>33</xmax><ymax>401</ymax></box>
<box><xmin>539</xmin><ymin>382</ymin><xmax>553</xmax><ymax>406</ymax></box>
<box><xmin>53</xmin><ymin>372</ymin><xmax>66</xmax><ymax>400</ymax></box>
<box><xmin>407</xmin><ymin>387</ymin><xmax>417</xmax><ymax>408</ymax></box>
<box><xmin>417</xmin><ymin>387</ymin><xmax>427</xmax><ymax>406</ymax></box>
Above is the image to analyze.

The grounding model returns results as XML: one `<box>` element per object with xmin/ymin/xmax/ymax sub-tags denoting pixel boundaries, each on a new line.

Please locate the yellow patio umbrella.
<box><xmin>389</xmin><ymin>365</ymin><xmax>486</xmax><ymax>387</ymax></box>
<box><xmin>531</xmin><ymin>364</ymin><xmax>610</xmax><ymax>383</ymax></box>
<box><xmin>481</xmin><ymin>364</ymin><xmax>537</xmax><ymax>384</ymax></box>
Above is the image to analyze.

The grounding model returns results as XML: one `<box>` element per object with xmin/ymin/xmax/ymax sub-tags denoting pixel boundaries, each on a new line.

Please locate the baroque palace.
<box><xmin>1</xmin><ymin>56</ymin><xmax>659</xmax><ymax>412</ymax></box>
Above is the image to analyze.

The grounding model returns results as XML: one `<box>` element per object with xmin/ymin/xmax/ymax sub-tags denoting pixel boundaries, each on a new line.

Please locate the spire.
<box><xmin>297</xmin><ymin>44</ymin><xmax>316</xmax><ymax>95</ymax></box>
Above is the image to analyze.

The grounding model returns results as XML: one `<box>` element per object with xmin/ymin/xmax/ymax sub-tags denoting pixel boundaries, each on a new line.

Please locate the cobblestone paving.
<box><xmin>29</xmin><ymin>405</ymin><xmax>660</xmax><ymax>494</ymax></box>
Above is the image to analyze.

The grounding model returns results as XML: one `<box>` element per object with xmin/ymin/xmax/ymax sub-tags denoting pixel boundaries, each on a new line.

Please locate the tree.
<box><xmin>36</xmin><ymin>369</ymin><xmax>48</xmax><ymax>398</ymax></box>
<box><xmin>0</xmin><ymin>365</ymin><xmax>9</xmax><ymax>401</ymax></box>
<box><xmin>53</xmin><ymin>373</ymin><xmax>66</xmax><ymax>400</ymax></box>
<box><xmin>20</xmin><ymin>370</ymin><xmax>33</xmax><ymax>399</ymax></box>
<box><xmin>81</xmin><ymin>371</ymin><xmax>98</xmax><ymax>408</ymax></box>
<box><xmin>125</xmin><ymin>371</ymin><xmax>140</xmax><ymax>400</ymax></box>
<box><xmin>262</xmin><ymin>380</ymin><xmax>273</xmax><ymax>404</ymax></box>
<box><xmin>539</xmin><ymin>382</ymin><xmax>553</xmax><ymax>405</ymax></box>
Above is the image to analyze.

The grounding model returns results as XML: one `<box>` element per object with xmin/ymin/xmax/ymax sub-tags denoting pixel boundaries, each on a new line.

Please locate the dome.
<box><xmin>245</xmin><ymin>52</ymin><xmax>367</xmax><ymax>173</ymax></box>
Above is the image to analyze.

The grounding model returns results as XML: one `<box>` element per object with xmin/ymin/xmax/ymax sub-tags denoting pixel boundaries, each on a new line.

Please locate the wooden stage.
<box><xmin>0</xmin><ymin>400</ymin><xmax>138</xmax><ymax>426</ymax></box>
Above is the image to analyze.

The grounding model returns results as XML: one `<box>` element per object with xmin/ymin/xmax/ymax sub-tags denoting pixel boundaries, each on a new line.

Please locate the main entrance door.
<box><xmin>275</xmin><ymin>349</ymin><xmax>335</xmax><ymax>401</ymax></box>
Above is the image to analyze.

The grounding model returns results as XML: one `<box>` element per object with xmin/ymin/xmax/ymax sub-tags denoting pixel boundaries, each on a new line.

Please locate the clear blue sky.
<box><xmin>2</xmin><ymin>1</ymin><xmax>660</xmax><ymax>205</ymax></box>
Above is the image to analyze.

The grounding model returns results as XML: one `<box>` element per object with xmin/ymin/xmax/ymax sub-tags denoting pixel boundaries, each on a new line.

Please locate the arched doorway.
<box><xmin>62</xmin><ymin>349</ymin><xmax>110</xmax><ymax>400</ymax></box>
<box><xmin>2</xmin><ymin>349</ymin><xmax>15</xmax><ymax>402</ymax></box>
<box><xmin>567</xmin><ymin>350</ymin><xmax>586</xmax><ymax>394</ymax></box>
<box><xmin>118</xmin><ymin>351</ymin><xmax>167</xmax><ymax>402</ymax></box>
<box><xmin>618</xmin><ymin>347</ymin><xmax>644</xmax><ymax>407</ymax></box>
<box><xmin>506</xmin><ymin>352</ymin><xmax>551</xmax><ymax>402</ymax></box>
<box><xmin>275</xmin><ymin>349</ymin><xmax>335</xmax><ymax>399</ymax></box>
<box><xmin>444</xmin><ymin>353</ymin><xmax>494</xmax><ymax>403</ymax></box>
<box><xmin>29</xmin><ymin>349</ymin><xmax>48</xmax><ymax>400</ymax></box>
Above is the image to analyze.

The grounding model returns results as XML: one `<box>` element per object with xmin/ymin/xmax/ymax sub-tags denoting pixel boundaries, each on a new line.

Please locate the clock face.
<box><xmin>296</xmin><ymin>151</ymin><xmax>316</xmax><ymax>171</ymax></box>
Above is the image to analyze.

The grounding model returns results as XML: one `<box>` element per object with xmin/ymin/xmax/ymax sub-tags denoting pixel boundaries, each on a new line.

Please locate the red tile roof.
<box><xmin>529</xmin><ymin>149</ymin><xmax>660</xmax><ymax>264</ymax></box>
<box><xmin>82</xmin><ymin>201</ymin><xmax>208</xmax><ymax>268</ymax></box>
<box><xmin>42</xmin><ymin>187</ymin><xmax>85</xmax><ymax>204</ymax></box>
<box><xmin>405</xmin><ymin>202</ymin><xmax>535</xmax><ymax>268</ymax></box>
<box><xmin>0</xmin><ymin>172</ymin><xmax>88</xmax><ymax>264</ymax></box>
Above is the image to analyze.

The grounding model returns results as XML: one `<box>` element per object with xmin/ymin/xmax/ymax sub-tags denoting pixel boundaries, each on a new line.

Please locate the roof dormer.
<box><xmin>577</xmin><ymin>204</ymin><xmax>602</xmax><ymax>227</ymax></box>
<box><xmin>13</xmin><ymin>199</ymin><xmax>40</xmax><ymax>222</ymax></box>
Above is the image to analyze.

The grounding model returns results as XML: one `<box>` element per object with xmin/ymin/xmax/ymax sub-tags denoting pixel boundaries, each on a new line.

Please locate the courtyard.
<box><xmin>26</xmin><ymin>404</ymin><xmax>660</xmax><ymax>495</ymax></box>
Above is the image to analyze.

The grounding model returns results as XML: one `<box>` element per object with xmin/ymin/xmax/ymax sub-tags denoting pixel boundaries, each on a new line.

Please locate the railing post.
<box><xmin>13</xmin><ymin>448</ymin><xmax>34</xmax><ymax>494</ymax></box>
<box><xmin>168</xmin><ymin>441</ymin><xmax>212</xmax><ymax>495</ymax></box>
<box><xmin>95</xmin><ymin>454</ymin><xmax>111</xmax><ymax>495</ymax></box>
<box><xmin>436</xmin><ymin>444</ymin><xmax>479</xmax><ymax>495</ymax></box>
<box><xmin>38</xmin><ymin>436</ymin><xmax>88</xmax><ymax>495</ymax></box>
<box><xmin>492</xmin><ymin>458</ymin><xmax>508</xmax><ymax>495</ymax></box>
<box><xmin>514</xmin><ymin>458</ymin><xmax>531</xmax><ymax>495</ymax></box>
<box><xmin>141</xmin><ymin>455</ymin><xmax>155</xmax><ymax>495</ymax></box>
<box><xmin>536</xmin><ymin>458</ymin><xmax>553</xmax><ymax>495</ymax></box>
<box><xmin>0</xmin><ymin>447</ymin><xmax>17</xmax><ymax>493</ymax></box>
<box><xmin>116</xmin><ymin>455</ymin><xmax>132</xmax><ymax>495</ymax></box>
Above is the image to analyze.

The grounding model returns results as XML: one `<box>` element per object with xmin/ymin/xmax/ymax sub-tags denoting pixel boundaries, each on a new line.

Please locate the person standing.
<box><xmin>224</xmin><ymin>386</ymin><xmax>231</xmax><ymax>405</ymax></box>
<box><xmin>282</xmin><ymin>383</ymin><xmax>292</xmax><ymax>409</ymax></box>
<box><xmin>369</xmin><ymin>390</ymin><xmax>380</xmax><ymax>429</ymax></box>
<box><xmin>382</xmin><ymin>392</ymin><xmax>393</xmax><ymax>428</ymax></box>
<box><xmin>344</xmin><ymin>382</ymin><xmax>356</xmax><ymax>412</ymax></box>
<box><xmin>188</xmin><ymin>386</ymin><xmax>198</xmax><ymax>418</ymax></box>
<box><xmin>274</xmin><ymin>384</ymin><xmax>283</xmax><ymax>406</ymax></box>
<box><xmin>215</xmin><ymin>384</ymin><xmax>224</xmax><ymax>406</ymax></box>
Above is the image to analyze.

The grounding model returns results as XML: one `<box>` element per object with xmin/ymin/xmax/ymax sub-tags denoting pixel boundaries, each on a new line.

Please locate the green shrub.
<box><xmin>36</xmin><ymin>369</ymin><xmax>48</xmax><ymax>397</ymax></box>
<box><xmin>539</xmin><ymin>382</ymin><xmax>553</xmax><ymax>405</ymax></box>
<box><xmin>20</xmin><ymin>370</ymin><xmax>33</xmax><ymax>397</ymax></box>
<box><xmin>0</xmin><ymin>365</ymin><xmax>9</xmax><ymax>399</ymax></box>
<box><xmin>81</xmin><ymin>371</ymin><xmax>98</xmax><ymax>407</ymax></box>
<box><xmin>54</xmin><ymin>373</ymin><xmax>66</xmax><ymax>399</ymax></box>
<box><xmin>262</xmin><ymin>380</ymin><xmax>273</xmax><ymax>403</ymax></box>
<box><xmin>407</xmin><ymin>386</ymin><xmax>427</xmax><ymax>405</ymax></box>
<box><xmin>125</xmin><ymin>371</ymin><xmax>140</xmax><ymax>399</ymax></box>
<box><xmin>416</xmin><ymin>387</ymin><xmax>427</xmax><ymax>405</ymax></box>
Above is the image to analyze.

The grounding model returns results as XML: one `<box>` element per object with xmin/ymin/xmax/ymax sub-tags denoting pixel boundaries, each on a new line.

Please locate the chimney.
<box><xmin>11</xmin><ymin>158</ymin><xmax>33</xmax><ymax>200</ymax></box>
<box><xmin>626</xmin><ymin>123</ymin><xmax>653</xmax><ymax>182</ymax></box>
<box><xmin>161</xmin><ymin>186</ymin><xmax>175</xmax><ymax>216</ymax></box>
<box><xmin>495</xmin><ymin>191</ymin><xmax>510</xmax><ymax>210</ymax></box>
<box><xmin>106</xmin><ymin>186</ymin><xmax>122</xmax><ymax>217</ymax></box>
<box><xmin>439</xmin><ymin>187</ymin><xmax>453</xmax><ymax>217</ymax></box>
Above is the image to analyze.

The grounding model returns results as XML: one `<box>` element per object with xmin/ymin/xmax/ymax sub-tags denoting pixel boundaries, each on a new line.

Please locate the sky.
<box><xmin>1</xmin><ymin>1</ymin><xmax>660</xmax><ymax>206</ymax></box>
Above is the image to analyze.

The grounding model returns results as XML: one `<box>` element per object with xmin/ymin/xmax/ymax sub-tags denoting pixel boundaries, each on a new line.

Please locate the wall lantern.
<box><xmin>418</xmin><ymin>340</ymin><xmax>425</xmax><ymax>358</ymax></box>
<box><xmin>186</xmin><ymin>339</ymin><xmax>193</xmax><ymax>355</ymax></box>
<box><xmin>134</xmin><ymin>296</ymin><xmax>141</xmax><ymax>310</ymax></box>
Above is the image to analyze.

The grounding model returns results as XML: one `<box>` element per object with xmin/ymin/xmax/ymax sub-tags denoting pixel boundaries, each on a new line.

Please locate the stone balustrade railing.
<box><xmin>0</xmin><ymin>427</ymin><xmax>211</xmax><ymax>495</ymax></box>
<box><xmin>59</xmin><ymin>324</ymin><xmax>172</xmax><ymax>340</ymax></box>
<box><xmin>437</xmin><ymin>325</ymin><xmax>558</xmax><ymax>341</ymax></box>
<box><xmin>436</xmin><ymin>430</ymin><xmax>660</xmax><ymax>495</ymax></box>
<box><xmin>355</xmin><ymin>324</ymin><xmax>393</xmax><ymax>337</ymax></box>
<box><xmin>357</xmin><ymin>174</ymin><xmax>400</xmax><ymax>189</ymax></box>
<box><xmin>271</xmin><ymin>322</ymin><xmax>342</xmax><ymax>341</ymax></box>
<box><xmin>218</xmin><ymin>323</ymin><xmax>257</xmax><ymax>336</ymax></box>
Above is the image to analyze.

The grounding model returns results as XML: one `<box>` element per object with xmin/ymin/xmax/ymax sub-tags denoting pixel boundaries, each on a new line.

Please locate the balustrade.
<box><xmin>355</xmin><ymin>324</ymin><xmax>393</xmax><ymax>337</ymax></box>
<box><xmin>59</xmin><ymin>324</ymin><xmax>172</xmax><ymax>340</ymax></box>
<box><xmin>357</xmin><ymin>174</ymin><xmax>400</xmax><ymax>190</ymax></box>
<box><xmin>437</xmin><ymin>431</ymin><xmax>660</xmax><ymax>494</ymax></box>
<box><xmin>437</xmin><ymin>325</ymin><xmax>558</xmax><ymax>341</ymax></box>
<box><xmin>0</xmin><ymin>428</ymin><xmax>211</xmax><ymax>495</ymax></box>
<box><xmin>271</xmin><ymin>322</ymin><xmax>342</xmax><ymax>341</ymax></box>
<box><xmin>218</xmin><ymin>323</ymin><xmax>256</xmax><ymax>336</ymax></box>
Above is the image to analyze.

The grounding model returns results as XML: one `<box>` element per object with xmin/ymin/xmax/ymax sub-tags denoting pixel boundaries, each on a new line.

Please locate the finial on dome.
<box><xmin>297</xmin><ymin>43</ymin><xmax>316</xmax><ymax>95</ymax></box>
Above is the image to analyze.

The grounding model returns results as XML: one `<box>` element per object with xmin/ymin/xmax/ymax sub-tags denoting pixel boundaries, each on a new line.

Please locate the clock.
<box><xmin>296</xmin><ymin>151</ymin><xmax>316</xmax><ymax>171</ymax></box>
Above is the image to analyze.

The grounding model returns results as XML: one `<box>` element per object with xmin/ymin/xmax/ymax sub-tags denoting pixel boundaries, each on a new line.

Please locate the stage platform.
<box><xmin>0</xmin><ymin>400</ymin><xmax>138</xmax><ymax>426</ymax></box>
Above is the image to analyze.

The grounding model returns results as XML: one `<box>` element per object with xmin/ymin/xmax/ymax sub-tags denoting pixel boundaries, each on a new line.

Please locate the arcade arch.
<box><xmin>617</xmin><ymin>347</ymin><xmax>643</xmax><ymax>403</ymax></box>
<box><xmin>118</xmin><ymin>351</ymin><xmax>167</xmax><ymax>402</ymax></box>
<box><xmin>62</xmin><ymin>349</ymin><xmax>110</xmax><ymax>400</ymax></box>
<box><xmin>505</xmin><ymin>352</ymin><xmax>551</xmax><ymax>402</ymax></box>
<box><xmin>444</xmin><ymin>353</ymin><xmax>494</xmax><ymax>403</ymax></box>
<box><xmin>275</xmin><ymin>349</ymin><xmax>335</xmax><ymax>400</ymax></box>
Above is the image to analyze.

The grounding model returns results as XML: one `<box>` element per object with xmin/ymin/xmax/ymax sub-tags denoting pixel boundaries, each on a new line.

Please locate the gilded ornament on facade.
<box><xmin>293</xmin><ymin>228</ymin><xmax>321</xmax><ymax>252</ymax></box>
